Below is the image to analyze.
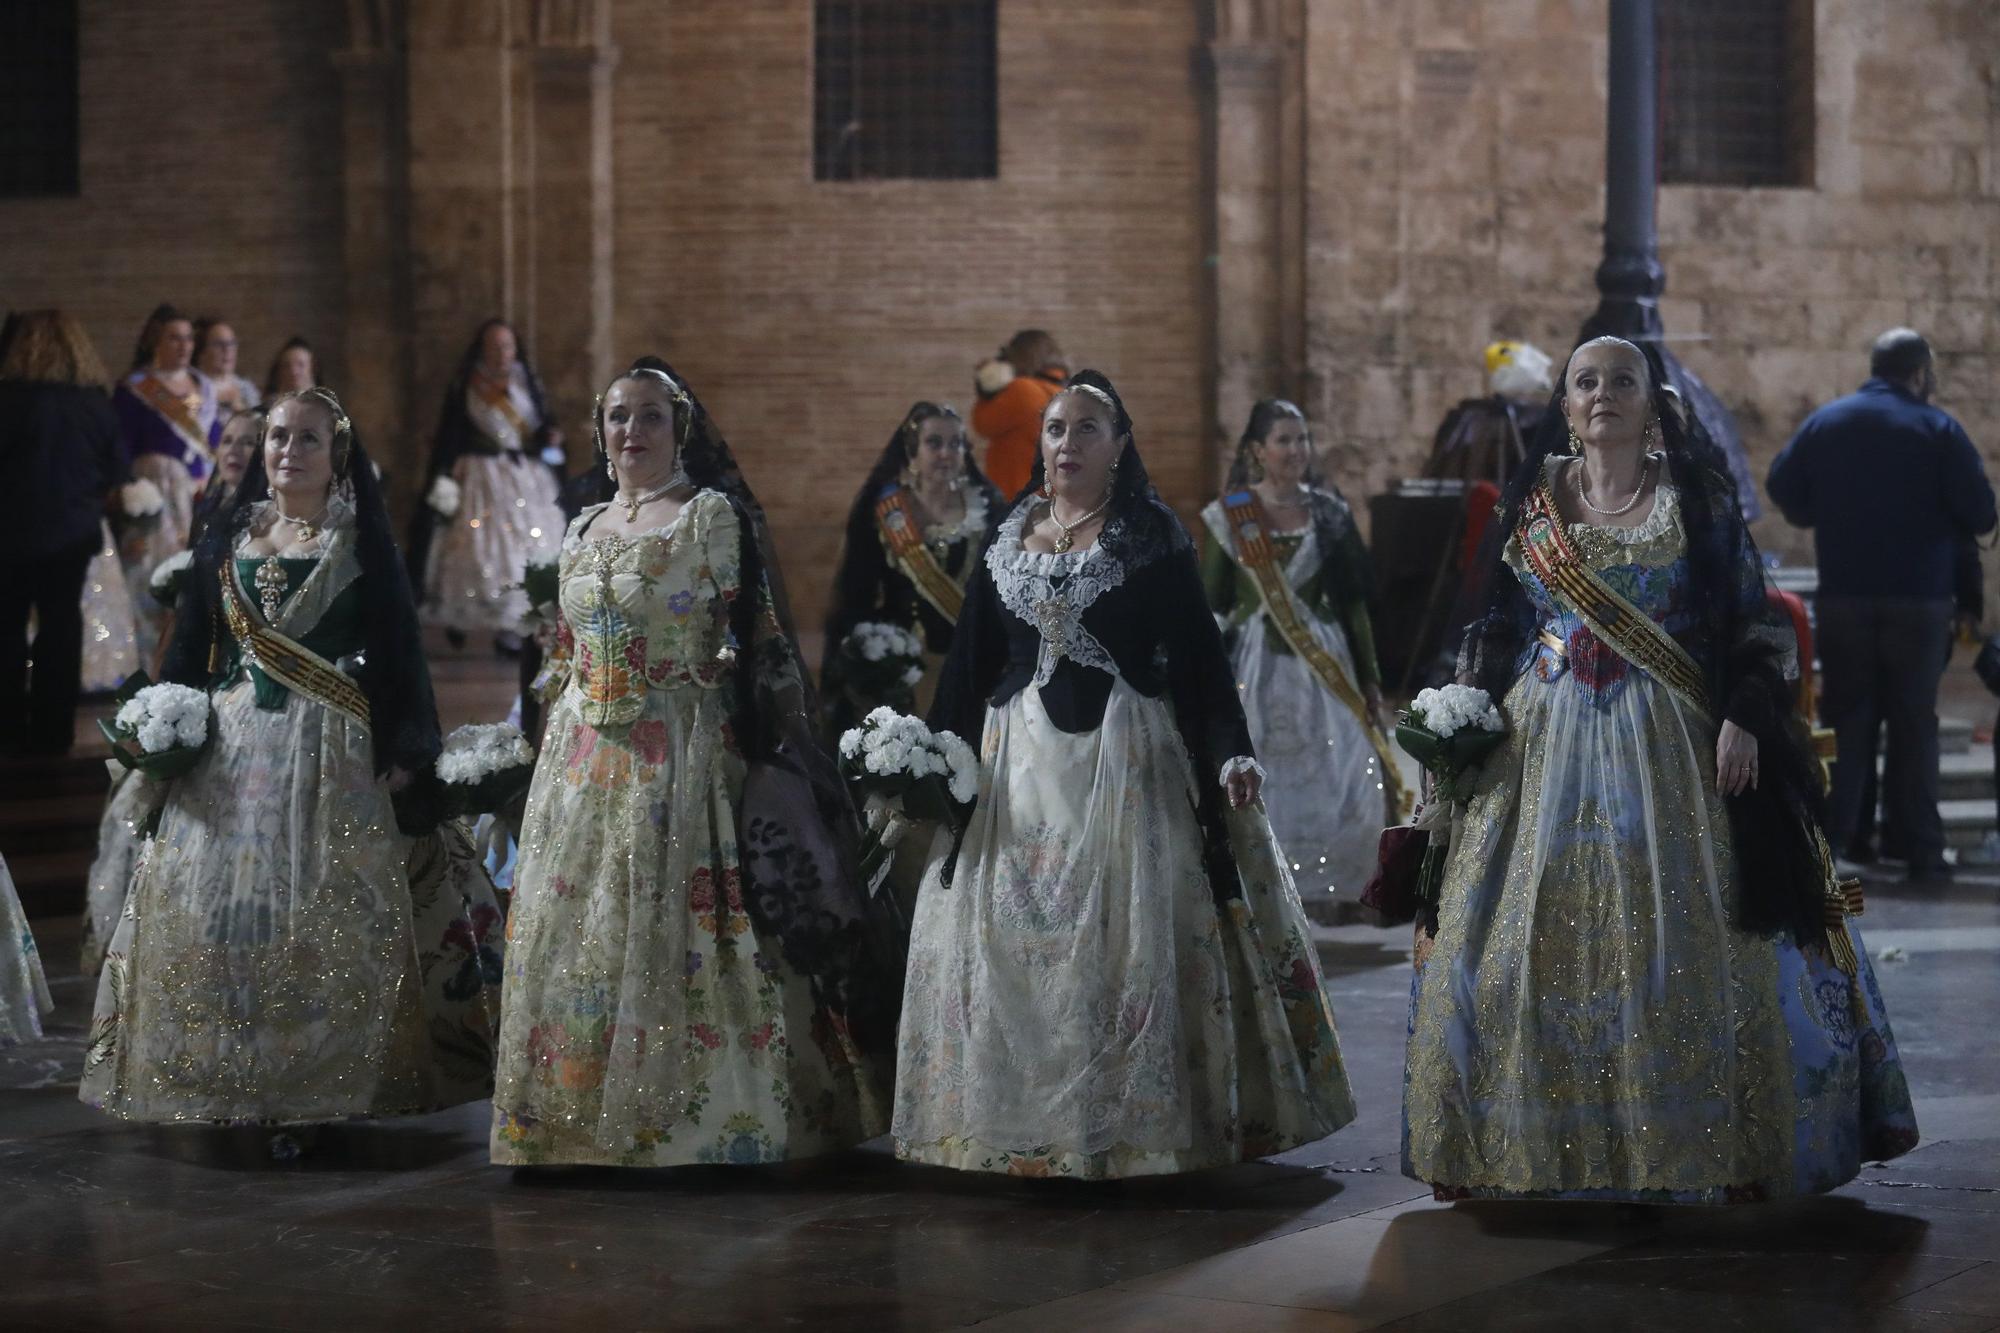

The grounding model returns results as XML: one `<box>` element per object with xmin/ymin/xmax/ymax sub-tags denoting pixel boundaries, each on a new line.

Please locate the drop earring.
<box><xmin>1565</xmin><ymin>419</ymin><xmax>1584</xmax><ymax>454</ymax></box>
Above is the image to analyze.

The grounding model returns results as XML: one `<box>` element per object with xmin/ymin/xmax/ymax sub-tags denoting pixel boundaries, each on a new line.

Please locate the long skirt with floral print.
<box><xmin>423</xmin><ymin>453</ymin><xmax>565</xmax><ymax>634</ymax></box>
<box><xmin>491</xmin><ymin>683</ymin><xmax>889</xmax><ymax>1167</ymax></box>
<box><xmin>893</xmin><ymin>680</ymin><xmax>1357</xmax><ymax>1180</ymax></box>
<box><xmin>80</xmin><ymin>520</ymin><xmax>141</xmax><ymax>692</ymax></box>
<box><xmin>77</xmin><ymin>679</ymin><xmax>504</xmax><ymax>1123</ymax></box>
<box><xmin>120</xmin><ymin>455</ymin><xmax>200</xmax><ymax>665</ymax></box>
<box><xmin>1402</xmin><ymin>668</ymin><xmax>1920</xmax><ymax>1202</ymax></box>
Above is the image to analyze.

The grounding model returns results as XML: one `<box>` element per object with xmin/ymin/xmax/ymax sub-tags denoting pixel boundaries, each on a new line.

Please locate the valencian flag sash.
<box><xmin>472</xmin><ymin>373</ymin><xmax>532</xmax><ymax>445</ymax></box>
<box><xmin>1515</xmin><ymin>478</ymin><xmax>1864</xmax><ymax>977</ymax></box>
<box><xmin>219</xmin><ymin>562</ymin><xmax>372</xmax><ymax>730</ymax></box>
<box><xmin>874</xmin><ymin>486</ymin><xmax>967</xmax><ymax>623</ymax></box>
<box><xmin>1219</xmin><ymin>490</ymin><xmax>1410</xmax><ymax>821</ymax></box>
<box><xmin>133</xmin><ymin>374</ymin><xmax>214</xmax><ymax>471</ymax></box>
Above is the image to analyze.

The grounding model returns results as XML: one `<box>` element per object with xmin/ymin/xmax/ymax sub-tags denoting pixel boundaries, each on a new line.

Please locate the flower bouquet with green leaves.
<box><xmin>437</xmin><ymin>722</ymin><xmax>538</xmax><ymax>821</ymax></box>
<box><xmin>96</xmin><ymin>672</ymin><xmax>211</xmax><ymax>780</ymax></box>
<box><xmin>1377</xmin><ymin>685</ymin><xmax>1508</xmax><ymax>934</ymax></box>
<box><xmin>838</xmin><ymin>707</ymin><xmax>978</xmax><ymax>891</ymax></box>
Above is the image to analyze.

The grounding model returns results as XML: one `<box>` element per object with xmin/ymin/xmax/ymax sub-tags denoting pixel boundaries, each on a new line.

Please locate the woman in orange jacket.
<box><xmin>972</xmin><ymin>329</ymin><xmax>1069</xmax><ymax>499</ymax></box>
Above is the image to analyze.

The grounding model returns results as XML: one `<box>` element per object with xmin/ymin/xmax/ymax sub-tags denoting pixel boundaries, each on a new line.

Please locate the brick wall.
<box><xmin>1300</xmin><ymin>0</ymin><xmax>2000</xmax><ymax>580</ymax></box>
<box><xmin>0</xmin><ymin>2</ymin><xmax>347</xmax><ymax>398</ymax></box>
<box><xmin>609</xmin><ymin>0</ymin><xmax>1210</xmax><ymax>634</ymax></box>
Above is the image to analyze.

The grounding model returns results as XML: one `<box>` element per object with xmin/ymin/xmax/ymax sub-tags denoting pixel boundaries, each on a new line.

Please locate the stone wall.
<box><xmin>8</xmin><ymin>0</ymin><xmax>1996</xmax><ymax>629</ymax></box>
<box><xmin>0</xmin><ymin>3</ymin><xmax>347</xmax><ymax>396</ymax></box>
<box><xmin>1298</xmin><ymin>0</ymin><xmax>2000</xmax><ymax>574</ymax></box>
<box><xmin>608</xmin><ymin>0</ymin><xmax>1211</xmax><ymax>628</ymax></box>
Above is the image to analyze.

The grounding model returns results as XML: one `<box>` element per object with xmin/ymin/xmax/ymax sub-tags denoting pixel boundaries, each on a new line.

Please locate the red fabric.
<box><xmin>1459</xmin><ymin>480</ymin><xmax>1501</xmax><ymax>571</ymax></box>
<box><xmin>1768</xmin><ymin>587</ymin><xmax>1813</xmax><ymax>714</ymax></box>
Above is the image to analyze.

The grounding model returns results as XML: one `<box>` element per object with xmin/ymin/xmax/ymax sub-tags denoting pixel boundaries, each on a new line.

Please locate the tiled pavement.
<box><xmin>4</xmin><ymin>874</ymin><xmax>1997</xmax><ymax>1331</ymax></box>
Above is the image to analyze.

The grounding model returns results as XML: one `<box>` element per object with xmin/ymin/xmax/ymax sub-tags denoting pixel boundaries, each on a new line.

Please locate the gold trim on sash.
<box><xmin>1219</xmin><ymin>491</ymin><xmax>1411</xmax><ymax>821</ymax></box>
<box><xmin>471</xmin><ymin>372</ymin><xmax>532</xmax><ymax>445</ymax></box>
<box><xmin>1516</xmin><ymin>482</ymin><xmax>1712</xmax><ymax>717</ymax></box>
<box><xmin>874</xmin><ymin>487</ymin><xmax>968</xmax><ymax>623</ymax></box>
<box><xmin>219</xmin><ymin>565</ymin><xmax>372</xmax><ymax>730</ymax></box>
<box><xmin>132</xmin><ymin>374</ymin><xmax>214</xmax><ymax>470</ymax></box>
<box><xmin>1515</xmin><ymin>481</ymin><xmax>1865</xmax><ymax>971</ymax></box>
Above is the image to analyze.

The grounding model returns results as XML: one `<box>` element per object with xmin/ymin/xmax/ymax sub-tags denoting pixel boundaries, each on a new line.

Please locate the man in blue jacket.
<box><xmin>1768</xmin><ymin>328</ymin><xmax>1996</xmax><ymax>882</ymax></box>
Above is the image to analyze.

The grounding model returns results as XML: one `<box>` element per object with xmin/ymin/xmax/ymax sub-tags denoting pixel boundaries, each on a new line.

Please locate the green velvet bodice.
<box><xmin>226</xmin><ymin>556</ymin><xmax>368</xmax><ymax>709</ymax></box>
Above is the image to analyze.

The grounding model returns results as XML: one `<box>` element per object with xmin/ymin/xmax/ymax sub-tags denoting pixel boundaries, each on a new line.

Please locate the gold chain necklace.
<box><xmin>275</xmin><ymin>503</ymin><xmax>329</xmax><ymax>544</ymax></box>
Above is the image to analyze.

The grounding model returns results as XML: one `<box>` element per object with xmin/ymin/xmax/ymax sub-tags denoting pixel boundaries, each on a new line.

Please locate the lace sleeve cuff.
<box><xmin>1218</xmin><ymin>755</ymin><xmax>1266</xmax><ymax>788</ymax></box>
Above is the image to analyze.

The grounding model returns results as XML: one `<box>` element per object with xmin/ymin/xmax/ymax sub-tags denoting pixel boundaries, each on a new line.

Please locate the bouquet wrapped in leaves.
<box><xmin>1362</xmin><ymin>684</ymin><xmax>1506</xmax><ymax>935</ymax></box>
<box><xmin>516</xmin><ymin>554</ymin><xmax>562</xmax><ymax>638</ymax></box>
<box><xmin>838</xmin><ymin>707</ymin><xmax>978</xmax><ymax>890</ymax></box>
<box><xmin>436</xmin><ymin>722</ymin><xmax>538</xmax><ymax>821</ymax></box>
<box><xmin>834</xmin><ymin>621</ymin><xmax>925</xmax><ymax>715</ymax></box>
<box><xmin>97</xmin><ymin>673</ymin><xmax>212</xmax><ymax>780</ymax></box>
<box><xmin>147</xmin><ymin>549</ymin><xmax>195</xmax><ymax>610</ymax></box>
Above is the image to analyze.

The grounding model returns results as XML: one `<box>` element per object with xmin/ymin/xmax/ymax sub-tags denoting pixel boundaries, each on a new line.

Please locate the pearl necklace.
<box><xmin>620</xmin><ymin>478</ymin><xmax>683</xmax><ymax>523</ymax></box>
<box><xmin>1573</xmin><ymin>455</ymin><xmax>1653</xmax><ymax>518</ymax></box>
<box><xmin>1047</xmin><ymin>495</ymin><xmax>1112</xmax><ymax>555</ymax></box>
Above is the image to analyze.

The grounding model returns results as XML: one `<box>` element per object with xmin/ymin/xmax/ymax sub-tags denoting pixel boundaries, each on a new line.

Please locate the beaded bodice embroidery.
<box><xmin>986</xmin><ymin>502</ymin><xmax>1127</xmax><ymax>686</ymax></box>
<box><xmin>559</xmin><ymin>490</ymin><xmax>738</xmax><ymax>731</ymax></box>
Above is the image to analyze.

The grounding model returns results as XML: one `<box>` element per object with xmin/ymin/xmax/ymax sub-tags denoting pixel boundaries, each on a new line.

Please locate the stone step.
<box><xmin>1934</xmin><ymin>748</ymin><xmax>1996</xmax><ymax>802</ymax></box>
<box><xmin>1941</xmin><ymin>716</ymin><xmax>1974</xmax><ymax>756</ymax></box>
<box><xmin>1943</xmin><ymin>798</ymin><xmax>1996</xmax><ymax>851</ymax></box>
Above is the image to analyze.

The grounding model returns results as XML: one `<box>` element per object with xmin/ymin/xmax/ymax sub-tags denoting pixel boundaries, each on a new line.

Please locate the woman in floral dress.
<box><xmin>492</xmin><ymin>358</ymin><xmax>894</xmax><ymax>1168</ymax></box>
<box><xmin>822</xmin><ymin>401</ymin><xmax>1004</xmax><ymax>737</ymax></box>
<box><xmin>1405</xmin><ymin>337</ymin><xmax>1918</xmax><ymax>1201</ymax></box>
<box><xmin>893</xmin><ymin>371</ymin><xmax>1356</xmax><ymax>1180</ymax></box>
<box><xmin>80</xmin><ymin>389</ymin><xmax>502</xmax><ymax>1133</ymax></box>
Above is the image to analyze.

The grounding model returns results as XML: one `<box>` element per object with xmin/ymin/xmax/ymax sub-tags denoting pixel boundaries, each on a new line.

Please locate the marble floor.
<box><xmin>6</xmin><ymin>876</ymin><xmax>1999</xmax><ymax>1330</ymax></box>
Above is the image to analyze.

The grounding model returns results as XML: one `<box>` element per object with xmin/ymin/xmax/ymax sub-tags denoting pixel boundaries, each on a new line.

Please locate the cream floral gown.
<box><xmin>79</xmin><ymin>503</ymin><xmax>503</xmax><ymax>1124</ymax></box>
<box><xmin>491</xmin><ymin>489</ymin><xmax>888</xmax><ymax>1166</ymax></box>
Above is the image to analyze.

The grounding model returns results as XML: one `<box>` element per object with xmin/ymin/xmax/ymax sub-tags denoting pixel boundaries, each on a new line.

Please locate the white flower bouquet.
<box><xmin>437</xmin><ymin>722</ymin><xmax>537</xmax><ymax>819</ymax></box>
<box><xmin>119</xmin><ymin>478</ymin><xmax>166</xmax><ymax>526</ymax></box>
<box><xmin>1378</xmin><ymin>684</ymin><xmax>1508</xmax><ymax>933</ymax></box>
<box><xmin>975</xmin><ymin>358</ymin><xmax>1016</xmax><ymax>396</ymax></box>
<box><xmin>838</xmin><ymin>707</ymin><xmax>979</xmax><ymax>885</ymax></box>
<box><xmin>148</xmin><ymin>549</ymin><xmax>196</xmax><ymax>608</ymax></box>
<box><xmin>426</xmin><ymin>474</ymin><xmax>462</xmax><ymax>518</ymax></box>
<box><xmin>97</xmin><ymin>675</ymin><xmax>211</xmax><ymax>779</ymax></box>
<box><xmin>835</xmin><ymin>621</ymin><xmax>926</xmax><ymax>713</ymax></box>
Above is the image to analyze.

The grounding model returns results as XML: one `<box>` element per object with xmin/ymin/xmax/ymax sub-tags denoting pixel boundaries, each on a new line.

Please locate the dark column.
<box><xmin>1582</xmin><ymin>0</ymin><xmax>1664</xmax><ymax>343</ymax></box>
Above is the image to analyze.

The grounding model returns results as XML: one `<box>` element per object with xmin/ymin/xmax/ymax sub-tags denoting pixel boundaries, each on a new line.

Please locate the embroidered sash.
<box><xmin>1517</xmin><ymin>481</ymin><xmax>1866</xmax><ymax>971</ymax></box>
<box><xmin>219</xmin><ymin>563</ymin><xmax>372</xmax><ymax>730</ymax></box>
<box><xmin>1220</xmin><ymin>490</ymin><xmax>1410</xmax><ymax>821</ymax></box>
<box><xmin>132</xmin><ymin>374</ymin><xmax>214</xmax><ymax>470</ymax></box>
<box><xmin>874</xmin><ymin>486</ymin><xmax>967</xmax><ymax>623</ymax></box>
<box><xmin>1515</xmin><ymin>481</ymin><xmax>1712</xmax><ymax>717</ymax></box>
<box><xmin>471</xmin><ymin>373</ymin><xmax>532</xmax><ymax>448</ymax></box>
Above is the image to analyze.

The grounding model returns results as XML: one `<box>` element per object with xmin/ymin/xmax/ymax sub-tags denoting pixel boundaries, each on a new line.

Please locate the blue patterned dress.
<box><xmin>1403</xmin><ymin>466</ymin><xmax>1919</xmax><ymax>1202</ymax></box>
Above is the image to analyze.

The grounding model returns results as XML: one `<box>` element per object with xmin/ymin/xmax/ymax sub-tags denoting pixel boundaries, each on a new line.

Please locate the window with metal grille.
<box><xmin>814</xmin><ymin>0</ymin><xmax>997</xmax><ymax>182</ymax></box>
<box><xmin>0</xmin><ymin>0</ymin><xmax>80</xmax><ymax>199</ymax></box>
<box><xmin>1659</xmin><ymin>0</ymin><xmax>1814</xmax><ymax>188</ymax></box>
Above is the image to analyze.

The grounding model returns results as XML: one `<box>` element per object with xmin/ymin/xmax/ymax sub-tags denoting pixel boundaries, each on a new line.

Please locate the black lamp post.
<box><xmin>1579</xmin><ymin>0</ymin><xmax>1761</xmax><ymax>518</ymax></box>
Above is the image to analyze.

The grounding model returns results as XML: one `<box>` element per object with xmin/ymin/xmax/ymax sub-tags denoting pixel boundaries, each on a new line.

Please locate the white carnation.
<box><xmin>117</xmin><ymin>682</ymin><xmax>210</xmax><ymax>753</ymax></box>
<box><xmin>1411</xmin><ymin>683</ymin><xmax>1500</xmax><ymax>738</ymax></box>
<box><xmin>427</xmin><ymin>475</ymin><xmax>462</xmax><ymax>517</ymax></box>
<box><xmin>437</xmin><ymin>722</ymin><xmax>535</xmax><ymax>785</ymax></box>
<box><xmin>149</xmin><ymin>549</ymin><xmax>195</xmax><ymax>592</ymax></box>
<box><xmin>120</xmin><ymin>478</ymin><xmax>166</xmax><ymax>518</ymax></box>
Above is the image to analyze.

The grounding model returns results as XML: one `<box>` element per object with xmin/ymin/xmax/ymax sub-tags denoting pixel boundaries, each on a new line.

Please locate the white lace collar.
<box><xmin>911</xmin><ymin>485</ymin><xmax>989</xmax><ymax>546</ymax></box>
<box><xmin>986</xmin><ymin>500</ymin><xmax>1128</xmax><ymax>685</ymax></box>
